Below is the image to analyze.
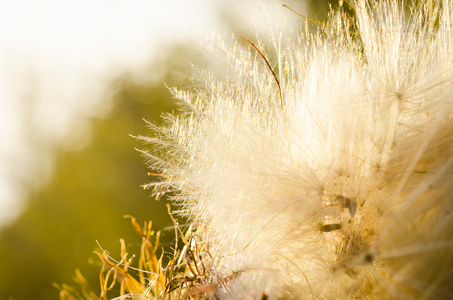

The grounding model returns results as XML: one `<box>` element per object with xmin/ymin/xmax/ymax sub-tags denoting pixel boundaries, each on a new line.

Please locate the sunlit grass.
<box><xmin>56</xmin><ymin>206</ymin><xmax>237</xmax><ymax>300</ymax></box>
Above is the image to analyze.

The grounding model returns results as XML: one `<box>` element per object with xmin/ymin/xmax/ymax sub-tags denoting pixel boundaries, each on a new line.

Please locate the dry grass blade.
<box><xmin>243</xmin><ymin>36</ymin><xmax>284</xmax><ymax>113</ymax></box>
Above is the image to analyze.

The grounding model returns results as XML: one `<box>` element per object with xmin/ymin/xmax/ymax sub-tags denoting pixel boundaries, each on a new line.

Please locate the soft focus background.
<box><xmin>0</xmin><ymin>1</ymin><xmax>331</xmax><ymax>299</ymax></box>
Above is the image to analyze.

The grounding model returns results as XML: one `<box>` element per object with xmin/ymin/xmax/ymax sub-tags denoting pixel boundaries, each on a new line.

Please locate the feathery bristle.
<box><xmin>144</xmin><ymin>0</ymin><xmax>453</xmax><ymax>298</ymax></box>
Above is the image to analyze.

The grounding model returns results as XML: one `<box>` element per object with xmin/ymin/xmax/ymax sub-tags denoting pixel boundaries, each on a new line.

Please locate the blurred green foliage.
<box><xmin>0</xmin><ymin>44</ymin><xmax>202</xmax><ymax>300</ymax></box>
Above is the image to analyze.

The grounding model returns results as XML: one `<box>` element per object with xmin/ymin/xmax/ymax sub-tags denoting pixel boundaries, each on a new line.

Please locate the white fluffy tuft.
<box><xmin>143</xmin><ymin>1</ymin><xmax>453</xmax><ymax>299</ymax></box>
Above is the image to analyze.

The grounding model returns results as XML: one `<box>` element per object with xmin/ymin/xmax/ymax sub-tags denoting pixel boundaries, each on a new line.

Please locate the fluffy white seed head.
<box><xmin>142</xmin><ymin>0</ymin><xmax>453</xmax><ymax>298</ymax></box>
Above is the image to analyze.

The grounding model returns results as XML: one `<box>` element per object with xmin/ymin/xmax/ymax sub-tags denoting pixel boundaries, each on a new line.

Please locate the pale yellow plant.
<box><xmin>141</xmin><ymin>0</ymin><xmax>453</xmax><ymax>299</ymax></box>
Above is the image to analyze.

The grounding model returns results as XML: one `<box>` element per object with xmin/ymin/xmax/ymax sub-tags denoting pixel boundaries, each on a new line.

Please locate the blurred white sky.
<box><xmin>0</xmin><ymin>0</ymin><xmax>308</xmax><ymax>227</ymax></box>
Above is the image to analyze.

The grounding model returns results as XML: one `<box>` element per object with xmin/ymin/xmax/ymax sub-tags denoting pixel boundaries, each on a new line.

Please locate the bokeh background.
<box><xmin>0</xmin><ymin>1</ymin><xmax>333</xmax><ymax>299</ymax></box>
